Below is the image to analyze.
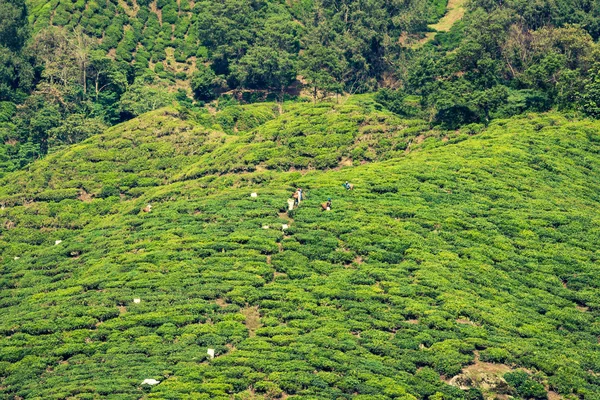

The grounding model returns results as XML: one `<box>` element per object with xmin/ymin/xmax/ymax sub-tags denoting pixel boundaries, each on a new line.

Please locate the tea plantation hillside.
<box><xmin>1</xmin><ymin>103</ymin><xmax>600</xmax><ymax>399</ymax></box>
<box><xmin>0</xmin><ymin>96</ymin><xmax>432</xmax><ymax>201</ymax></box>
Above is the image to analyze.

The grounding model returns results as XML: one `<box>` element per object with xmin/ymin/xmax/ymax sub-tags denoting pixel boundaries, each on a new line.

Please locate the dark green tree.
<box><xmin>230</xmin><ymin>46</ymin><xmax>296</xmax><ymax>100</ymax></box>
<box><xmin>191</xmin><ymin>65</ymin><xmax>222</xmax><ymax>101</ymax></box>
<box><xmin>48</xmin><ymin>114</ymin><xmax>106</xmax><ymax>147</ymax></box>
<box><xmin>299</xmin><ymin>43</ymin><xmax>346</xmax><ymax>102</ymax></box>
<box><xmin>580</xmin><ymin>62</ymin><xmax>600</xmax><ymax>118</ymax></box>
<box><xmin>0</xmin><ymin>0</ymin><xmax>29</xmax><ymax>51</ymax></box>
<box><xmin>469</xmin><ymin>85</ymin><xmax>509</xmax><ymax>123</ymax></box>
<box><xmin>0</xmin><ymin>0</ymin><xmax>32</xmax><ymax>102</ymax></box>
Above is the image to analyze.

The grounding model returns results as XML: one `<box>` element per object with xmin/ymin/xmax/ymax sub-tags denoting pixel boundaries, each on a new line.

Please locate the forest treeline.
<box><xmin>388</xmin><ymin>0</ymin><xmax>600</xmax><ymax>128</ymax></box>
<box><xmin>2</xmin><ymin>0</ymin><xmax>600</xmax><ymax>172</ymax></box>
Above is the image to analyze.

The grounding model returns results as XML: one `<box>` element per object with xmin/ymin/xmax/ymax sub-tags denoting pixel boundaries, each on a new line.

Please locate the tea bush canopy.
<box><xmin>2</xmin><ymin>0</ymin><xmax>600</xmax><ymax>397</ymax></box>
<box><xmin>0</xmin><ymin>98</ymin><xmax>599</xmax><ymax>399</ymax></box>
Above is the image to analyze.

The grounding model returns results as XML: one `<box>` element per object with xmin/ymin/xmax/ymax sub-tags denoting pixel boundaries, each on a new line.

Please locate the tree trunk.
<box><xmin>278</xmin><ymin>87</ymin><xmax>284</xmax><ymax>114</ymax></box>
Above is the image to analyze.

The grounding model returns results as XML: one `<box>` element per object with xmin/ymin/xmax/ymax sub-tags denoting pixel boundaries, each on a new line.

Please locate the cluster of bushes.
<box><xmin>0</xmin><ymin>109</ymin><xmax>599</xmax><ymax>398</ymax></box>
<box><xmin>0</xmin><ymin>98</ymin><xmax>439</xmax><ymax>204</ymax></box>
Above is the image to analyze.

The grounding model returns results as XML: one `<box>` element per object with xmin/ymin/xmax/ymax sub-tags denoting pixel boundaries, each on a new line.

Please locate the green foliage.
<box><xmin>0</xmin><ymin>0</ymin><xmax>33</xmax><ymax>103</ymax></box>
<box><xmin>1</xmin><ymin>104</ymin><xmax>600</xmax><ymax>398</ymax></box>
<box><xmin>118</xmin><ymin>78</ymin><xmax>174</xmax><ymax>119</ymax></box>
<box><xmin>406</xmin><ymin>5</ymin><xmax>600</xmax><ymax>129</ymax></box>
<box><xmin>375</xmin><ymin>89</ymin><xmax>420</xmax><ymax>117</ymax></box>
<box><xmin>22</xmin><ymin>0</ymin><xmax>447</xmax><ymax>97</ymax></box>
<box><xmin>161</xmin><ymin>4</ymin><xmax>178</xmax><ymax>24</ymax></box>
<box><xmin>0</xmin><ymin>0</ymin><xmax>29</xmax><ymax>51</ymax></box>
<box><xmin>580</xmin><ymin>60</ymin><xmax>600</xmax><ymax>118</ymax></box>
<box><xmin>178</xmin><ymin>96</ymin><xmax>432</xmax><ymax>178</ymax></box>
<box><xmin>48</xmin><ymin>114</ymin><xmax>107</xmax><ymax>147</ymax></box>
<box><xmin>8</xmin><ymin>0</ymin><xmax>600</xmax><ymax>181</ymax></box>
<box><xmin>230</xmin><ymin>46</ymin><xmax>296</xmax><ymax>95</ymax></box>
<box><xmin>191</xmin><ymin>65</ymin><xmax>221</xmax><ymax>101</ymax></box>
<box><xmin>5</xmin><ymin>0</ymin><xmax>600</xmax><ymax>395</ymax></box>
<box><xmin>504</xmin><ymin>371</ymin><xmax>547</xmax><ymax>399</ymax></box>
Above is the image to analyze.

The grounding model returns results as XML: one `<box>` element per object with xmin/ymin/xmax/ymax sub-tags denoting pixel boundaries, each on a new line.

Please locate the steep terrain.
<box><xmin>1</xmin><ymin>99</ymin><xmax>600</xmax><ymax>399</ymax></box>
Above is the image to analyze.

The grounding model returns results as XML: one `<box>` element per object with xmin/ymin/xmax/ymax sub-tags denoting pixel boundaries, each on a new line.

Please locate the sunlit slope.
<box><xmin>1</xmin><ymin>111</ymin><xmax>600</xmax><ymax>399</ymax></box>
<box><xmin>0</xmin><ymin>97</ymin><xmax>430</xmax><ymax>204</ymax></box>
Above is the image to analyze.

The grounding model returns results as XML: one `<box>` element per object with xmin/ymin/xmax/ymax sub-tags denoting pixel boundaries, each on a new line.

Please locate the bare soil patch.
<box><xmin>241</xmin><ymin>306</ymin><xmax>262</xmax><ymax>337</ymax></box>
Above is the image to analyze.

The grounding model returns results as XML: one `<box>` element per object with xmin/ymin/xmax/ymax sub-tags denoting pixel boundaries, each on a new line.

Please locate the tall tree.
<box><xmin>230</xmin><ymin>46</ymin><xmax>297</xmax><ymax>101</ymax></box>
<box><xmin>0</xmin><ymin>0</ymin><xmax>29</xmax><ymax>52</ymax></box>
<box><xmin>0</xmin><ymin>0</ymin><xmax>32</xmax><ymax>102</ymax></box>
<box><xmin>299</xmin><ymin>43</ymin><xmax>346</xmax><ymax>102</ymax></box>
<box><xmin>71</xmin><ymin>27</ymin><xmax>93</xmax><ymax>95</ymax></box>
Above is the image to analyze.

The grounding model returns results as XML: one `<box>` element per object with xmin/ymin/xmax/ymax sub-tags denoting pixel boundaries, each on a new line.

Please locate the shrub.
<box><xmin>191</xmin><ymin>65</ymin><xmax>220</xmax><ymax>101</ymax></box>
<box><xmin>99</xmin><ymin>185</ymin><xmax>120</xmax><ymax>198</ymax></box>
<box><xmin>504</xmin><ymin>371</ymin><xmax>547</xmax><ymax>400</ymax></box>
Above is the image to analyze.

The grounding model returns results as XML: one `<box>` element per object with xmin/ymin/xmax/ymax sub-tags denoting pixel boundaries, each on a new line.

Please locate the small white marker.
<box><xmin>14</xmin><ymin>256</ymin><xmax>19</xmax><ymax>260</ymax></box>
<box><xmin>141</xmin><ymin>379</ymin><xmax>160</xmax><ymax>385</ymax></box>
<box><xmin>262</xmin><ymin>225</ymin><xmax>269</xmax><ymax>229</ymax></box>
<box><xmin>207</xmin><ymin>348</ymin><xmax>215</xmax><ymax>359</ymax></box>
<box><xmin>282</xmin><ymin>224</ymin><xmax>289</xmax><ymax>230</ymax></box>
<box><xmin>133</xmin><ymin>298</ymin><xmax>141</xmax><ymax>304</ymax></box>
<box><xmin>55</xmin><ymin>240</ymin><xmax>62</xmax><ymax>245</ymax></box>
<box><xmin>250</xmin><ymin>192</ymin><xmax>258</xmax><ymax>198</ymax></box>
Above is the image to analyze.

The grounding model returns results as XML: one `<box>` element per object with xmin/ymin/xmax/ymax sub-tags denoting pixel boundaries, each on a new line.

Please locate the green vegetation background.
<box><xmin>4</xmin><ymin>0</ymin><xmax>600</xmax><ymax>174</ymax></box>
<box><xmin>1</xmin><ymin>0</ymin><xmax>600</xmax><ymax>398</ymax></box>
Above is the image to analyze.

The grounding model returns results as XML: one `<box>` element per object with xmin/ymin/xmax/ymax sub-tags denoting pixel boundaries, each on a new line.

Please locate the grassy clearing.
<box><xmin>410</xmin><ymin>0</ymin><xmax>467</xmax><ymax>49</ymax></box>
<box><xmin>430</xmin><ymin>0</ymin><xmax>467</xmax><ymax>32</ymax></box>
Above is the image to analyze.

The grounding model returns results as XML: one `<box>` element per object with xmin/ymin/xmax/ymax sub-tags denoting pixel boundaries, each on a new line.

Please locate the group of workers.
<box><xmin>287</xmin><ymin>181</ymin><xmax>353</xmax><ymax>212</ymax></box>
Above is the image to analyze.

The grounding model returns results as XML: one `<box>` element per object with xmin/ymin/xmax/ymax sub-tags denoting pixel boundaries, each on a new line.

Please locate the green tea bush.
<box><xmin>33</xmin><ymin>188</ymin><xmax>79</xmax><ymax>202</ymax></box>
<box><xmin>504</xmin><ymin>371</ymin><xmax>547</xmax><ymax>399</ymax></box>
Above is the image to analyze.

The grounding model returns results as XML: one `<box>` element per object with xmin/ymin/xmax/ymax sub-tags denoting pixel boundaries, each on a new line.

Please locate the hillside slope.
<box><xmin>1</xmin><ymin>105</ymin><xmax>600</xmax><ymax>399</ymax></box>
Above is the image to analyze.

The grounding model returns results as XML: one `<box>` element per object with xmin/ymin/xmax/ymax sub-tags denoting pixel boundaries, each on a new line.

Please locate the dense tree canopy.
<box><xmin>0</xmin><ymin>0</ymin><xmax>28</xmax><ymax>51</ymax></box>
<box><xmin>390</xmin><ymin>0</ymin><xmax>600</xmax><ymax>127</ymax></box>
<box><xmin>0</xmin><ymin>0</ymin><xmax>32</xmax><ymax>103</ymax></box>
